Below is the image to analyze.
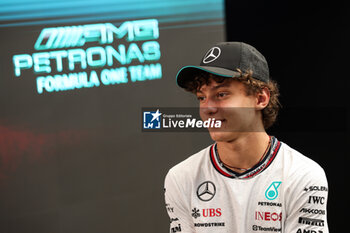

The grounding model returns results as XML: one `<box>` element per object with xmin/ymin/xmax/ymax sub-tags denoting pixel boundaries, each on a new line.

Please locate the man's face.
<box><xmin>196</xmin><ymin>78</ymin><xmax>263</xmax><ymax>142</ymax></box>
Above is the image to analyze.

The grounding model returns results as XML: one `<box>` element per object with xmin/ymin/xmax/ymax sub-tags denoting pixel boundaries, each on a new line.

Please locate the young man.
<box><xmin>164</xmin><ymin>42</ymin><xmax>328</xmax><ymax>233</ymax></box>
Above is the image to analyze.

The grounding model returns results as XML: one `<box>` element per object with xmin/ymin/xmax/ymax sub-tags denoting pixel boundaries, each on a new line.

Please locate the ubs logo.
<box><xmin>197</xmin><ymin>181</ymin><xmax>216</xmax><ymax>201</ymax></box>
<box><xmin>192</xmin><ymin>207</ymin><xmax>222</xmax><ymax>218</ymax></box>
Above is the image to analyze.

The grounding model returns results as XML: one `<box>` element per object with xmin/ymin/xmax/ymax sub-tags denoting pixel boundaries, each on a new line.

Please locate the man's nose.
<box><xmin>201</xmin><ymin>99</ymin><xmax>219</xmax><ymax>116</ymax></box>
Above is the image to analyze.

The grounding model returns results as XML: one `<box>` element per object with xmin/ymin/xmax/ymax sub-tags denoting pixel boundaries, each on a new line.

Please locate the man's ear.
<box><xmin>256</xmin><ymin>87</ymin><xmax>270</xmax><ymax>110</ymax></box>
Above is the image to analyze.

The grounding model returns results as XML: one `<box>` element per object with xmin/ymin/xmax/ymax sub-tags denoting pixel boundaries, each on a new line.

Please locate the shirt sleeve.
<box><xmin>284</xmin><ymin>167</ymin><xmax>329</xmax><ymax>233</ymax></box>
<box><xmin>164</xmin><ymin>170</ymin><xmax>195</xmax><ymax>233</ymax></box>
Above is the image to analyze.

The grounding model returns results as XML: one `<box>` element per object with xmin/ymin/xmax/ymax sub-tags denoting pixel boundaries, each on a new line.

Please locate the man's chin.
<box><xmin>209</xmin><ymin>131</ymin><xmax>235</xmax><ymax>142</ymax></box>
<box><xmin>208</xmin><ymin>130</ymin><xmax>250</xmax><ymax>142</ymax></box>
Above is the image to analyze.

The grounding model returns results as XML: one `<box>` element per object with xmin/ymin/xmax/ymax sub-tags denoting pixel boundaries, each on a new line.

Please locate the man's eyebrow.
<box><xmin>212</xmin><ymin>82</ymin><xmax>230</xmax><ymax>89</ymax></box>
<box><xmin>197</xmin><ymin>81</ymin><xmax>231</xmax><ymax>93</ymax></box>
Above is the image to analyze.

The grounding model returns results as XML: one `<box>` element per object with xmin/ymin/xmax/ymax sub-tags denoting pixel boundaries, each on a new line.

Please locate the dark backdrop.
<box><xmin>0</xmin><ymin>0</ymin><xmax>347</xmax><ymax>232</ymax></box>
<box><xmin>0</xmin><ymin>1</ymin><xmax>225</xmax><ymax>232</ymax></box>
<box><xmin>225</xmin><ymin>0</ymin><xmax>348</xmax><ymax>232</ymax></box>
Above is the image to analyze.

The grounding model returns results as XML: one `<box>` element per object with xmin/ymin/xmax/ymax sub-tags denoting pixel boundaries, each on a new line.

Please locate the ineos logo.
<box><xmin>196</xmin><ymin>181</ymin><xmax>216</xmax><ymax>201</ymax></box>
<box><xmin>202</xmin><ymin>47</ymin><xmax>221</xmax><ymax>64</ymax></box>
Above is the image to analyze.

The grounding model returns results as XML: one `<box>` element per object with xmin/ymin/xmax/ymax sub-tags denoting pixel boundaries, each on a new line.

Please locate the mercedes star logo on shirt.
<box><xmin>197</xmin><ymin>181</ymin><xmax>216</xmax><ymax>201</ymax></box>
<box><xmin>202</xmin><ymin>47</ymin><xmax>221</xmax><ymax>64</ymax></box>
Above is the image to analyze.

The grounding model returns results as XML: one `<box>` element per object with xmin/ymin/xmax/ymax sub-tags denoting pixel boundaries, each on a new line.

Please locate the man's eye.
<box><xmin>218</xmin><ymin>92</ymin><xmax>228</xmax><ymax>98</ymax></box>
<box><xmin>197</xmin><ymin>96</ymin><xmax>205</xmax><ymax>101</ymax></box>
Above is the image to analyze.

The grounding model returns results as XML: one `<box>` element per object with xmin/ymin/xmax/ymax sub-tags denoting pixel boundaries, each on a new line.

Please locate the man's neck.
<box><xmin>216</xmin><ymin>132</ymin><xmax>270</xmax><ymax>173</ymax></box>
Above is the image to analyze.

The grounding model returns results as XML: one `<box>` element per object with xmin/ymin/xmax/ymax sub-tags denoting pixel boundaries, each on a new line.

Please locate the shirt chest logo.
<box><xmin>196</xmin><ymin>181</ymin><xmax>216</xmax><ymax>201</ymax></box>
<box><xmin>265</xmin><ymin>181</ymin><xmax>282</xmax><ymax>200</ymax></box>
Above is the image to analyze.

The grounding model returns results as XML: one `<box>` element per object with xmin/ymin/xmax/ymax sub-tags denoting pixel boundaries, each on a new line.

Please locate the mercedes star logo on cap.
<box><xmin>196</xmin><ymin>181</ymin><xmax>216</xmax><ymax>201</ymax></box>
<box><xmin>202</xmin><ymin>47</ymin><xmax>221</xmax><ymax>64</ymax></box>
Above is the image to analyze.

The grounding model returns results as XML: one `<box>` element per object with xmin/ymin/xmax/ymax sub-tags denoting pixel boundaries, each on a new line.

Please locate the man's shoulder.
<box><xmin>279</xmin><ymin>142</ymin><xmax>328</xmax><ymax>216</ymax></box>
<box><xmin>279</xmin><ymin>142</ymin><xmax>327</xmax><ymax>182</ymax></box>
<box><xmin>167</xmin><ymin>144</ymin><xmax>212</xmax><ymax>180</ymax></box>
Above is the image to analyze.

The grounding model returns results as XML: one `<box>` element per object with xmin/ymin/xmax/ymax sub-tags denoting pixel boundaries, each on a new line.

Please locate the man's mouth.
<box><xmin>216</xmin><ymin>119</ymin><xmax>226</xmax><ymax>123</ymax></box>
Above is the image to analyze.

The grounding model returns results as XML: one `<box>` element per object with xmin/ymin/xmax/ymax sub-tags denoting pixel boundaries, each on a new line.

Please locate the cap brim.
<box><xmin>176</xmin><ymin>65</ymin><xmax>241</xmax><ymax>88</ymax></box>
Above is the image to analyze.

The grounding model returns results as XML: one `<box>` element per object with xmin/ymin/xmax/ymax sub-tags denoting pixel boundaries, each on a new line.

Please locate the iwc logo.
<box><xmin>197</xmin><ymin>181</ymin><xmax>216</xmax><ymax>201</ymax></box>
<box><xmin>202</xmin><ymin>47</ymin><xmax>221</xmax><ymax>64</ymax></box>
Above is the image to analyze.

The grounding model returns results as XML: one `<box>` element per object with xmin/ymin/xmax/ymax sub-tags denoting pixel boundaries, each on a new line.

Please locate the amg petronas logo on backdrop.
<box><xmin>12</xmin><ymin>19</ymin><xmax>162</xmax><ymax>95</ymax></box>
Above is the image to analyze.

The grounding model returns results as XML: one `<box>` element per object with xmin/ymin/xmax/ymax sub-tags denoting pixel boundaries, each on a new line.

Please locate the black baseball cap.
<box><xmin>176</xmin><ymin>42</ymin><xmax>270</xmax><ymax>88</ymax></box>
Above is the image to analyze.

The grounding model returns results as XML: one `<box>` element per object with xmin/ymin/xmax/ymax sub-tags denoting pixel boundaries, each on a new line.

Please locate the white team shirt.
<box><xmin>164</xmin><ymin>137</ymin><xmax>328</xmax><ymax>233</ymax></box>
